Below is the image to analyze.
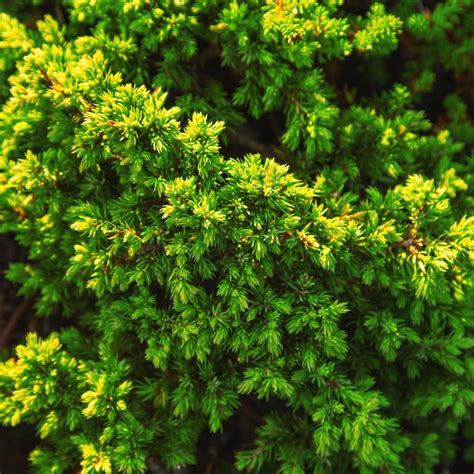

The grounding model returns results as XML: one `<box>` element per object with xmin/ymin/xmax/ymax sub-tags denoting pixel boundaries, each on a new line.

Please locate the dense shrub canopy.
<box><xmin>0</xmin><ymin>0</ymin><xmax>473</xmax><ymax>473</ymax></box>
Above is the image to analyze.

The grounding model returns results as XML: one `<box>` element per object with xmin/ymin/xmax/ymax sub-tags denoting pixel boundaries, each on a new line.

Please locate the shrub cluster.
<box><xmin>0</xmin><ymin>1</ymin><xmax>473</xmax><ymax>473</ymax></box>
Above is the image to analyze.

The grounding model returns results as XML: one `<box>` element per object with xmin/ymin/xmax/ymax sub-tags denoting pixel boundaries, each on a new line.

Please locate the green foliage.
<box><xmin>0</xmin><ymin>0</ymin><xmax>472</xmax><ymax>473</ymax></box>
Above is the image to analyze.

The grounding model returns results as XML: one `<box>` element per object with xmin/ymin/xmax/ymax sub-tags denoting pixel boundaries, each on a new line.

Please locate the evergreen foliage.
<box><xmin>0</xmin><ymin>0</ymin><xmax>473</xmax><ymax>472</ymax></box>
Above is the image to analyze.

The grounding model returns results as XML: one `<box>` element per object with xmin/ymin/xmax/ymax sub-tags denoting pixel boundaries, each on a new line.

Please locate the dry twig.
<box><xmin>0</xmin><ymin>297</ymin><xmax>33</xmax><ymax>348</ymax></box>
